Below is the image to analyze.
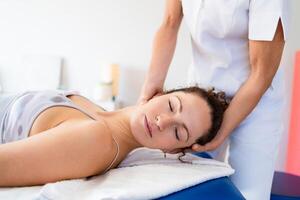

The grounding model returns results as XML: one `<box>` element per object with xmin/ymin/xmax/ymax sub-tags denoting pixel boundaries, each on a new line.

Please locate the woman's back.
<box><xmin>0</xmin><ymin>118</ymin><xmax>119</xmax><ymax>186</ymax></box>
<box><xmin>0</xmin><ymin>90</ymin><xmax>124</xmax><ymax>186</ymax></box>
<box><xmin>1</xmin><ymin>90</ymin><xmax>106</xmax><ymax>143</ymax></box>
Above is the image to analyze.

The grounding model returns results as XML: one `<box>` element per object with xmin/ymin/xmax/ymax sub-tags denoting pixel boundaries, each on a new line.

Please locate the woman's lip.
<box><xmin>144</xmin><ymin>115</ymin><xmax>152</xmax><ymax>137</ymax></box>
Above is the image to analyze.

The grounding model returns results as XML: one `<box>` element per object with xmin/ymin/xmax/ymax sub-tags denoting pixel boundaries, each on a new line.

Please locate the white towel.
<box><xmin>0</xmin><ymin>148</ymin><xmax>234</xmax><ymax>200</ymax></box>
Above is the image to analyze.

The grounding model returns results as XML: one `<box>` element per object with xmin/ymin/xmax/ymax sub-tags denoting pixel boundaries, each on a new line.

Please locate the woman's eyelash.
<box><xmin>170</xmin><ymin>101</ymin><xmax>179</xmax><ymax>141</ymax></box>
<box><xmin>169</xmin><ymin>100</ymin><xmax>173</xmax><ymax>112</ymax></box>
<box><xmin>175</xmin><ymin>128</ymin><xmax>180</xmax><ymax>141</ymax></box>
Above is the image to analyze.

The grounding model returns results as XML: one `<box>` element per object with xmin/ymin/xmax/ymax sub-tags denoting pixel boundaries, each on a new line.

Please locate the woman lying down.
<box><xmin>0</xmin><ymin>86</ymin><xmax>228</xmax><ymax>187</ymax></box>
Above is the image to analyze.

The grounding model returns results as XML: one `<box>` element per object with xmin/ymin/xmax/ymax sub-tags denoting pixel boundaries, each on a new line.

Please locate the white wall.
<box><xmin>0</xmin><ymin>0</ymin><xmax>191</xmax><ymax>98</ymax></box>
<box><xmin>0</xmin><ymin>0</ymin><xmax>299</xmax><ymax>171</ymax></box>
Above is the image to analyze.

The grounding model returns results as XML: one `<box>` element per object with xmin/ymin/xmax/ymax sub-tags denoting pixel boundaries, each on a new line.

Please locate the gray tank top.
<box><xmin>1</xmin><ymin>90</ymin><xmax>100</xmax><ymax>144</ymax></box>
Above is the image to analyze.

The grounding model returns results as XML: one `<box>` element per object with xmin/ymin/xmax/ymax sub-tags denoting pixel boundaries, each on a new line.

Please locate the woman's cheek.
<box><xmin>156</xmin><ymin>138</ymin><xmax>176</xmax><ymax>150</ymax></box>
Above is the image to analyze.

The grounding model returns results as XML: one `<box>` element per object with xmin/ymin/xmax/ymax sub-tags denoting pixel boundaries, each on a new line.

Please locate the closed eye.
<box><xmin>175</xmin><ymin>127</ymin><xmax>180</xmax><ymax>141</ymax></box>
<box><xmin>169</xmin><ymin>100</ymin><xmax>173</xmax><ymax>112</ymax></box>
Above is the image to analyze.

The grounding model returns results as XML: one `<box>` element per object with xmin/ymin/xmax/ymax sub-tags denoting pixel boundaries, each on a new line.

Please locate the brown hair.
<box><xmin>165</xmin><ymin>85</ymin><xmax>229</xmax><ymax>153</ymax></box>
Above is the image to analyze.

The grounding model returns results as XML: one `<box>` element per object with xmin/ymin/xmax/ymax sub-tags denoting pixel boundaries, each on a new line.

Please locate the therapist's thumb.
<box><xmin>137</xmin><ymin>89</ymin><xmax>161</xmax><ymax>105</ymax></box>
<box><xmin>138</xmin><ymin>97</ymin><xmax>148</xmax><ymax>105</ymax></box>
<box><xmin>137</xmin><ymin>92</ymin><xmax>154</xmax><ymax>105</ymax></box>
<box><xmin>137</xmin><ymin>82</ymin><xmax>164</xmax><ymax>105</ymax></box>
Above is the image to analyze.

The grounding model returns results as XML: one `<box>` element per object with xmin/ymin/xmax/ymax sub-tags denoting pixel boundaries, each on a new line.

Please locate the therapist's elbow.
<box><xmin>161</xmin><ymin>15</ymin><xmax>182</xmax><ymax>31</ymax></box>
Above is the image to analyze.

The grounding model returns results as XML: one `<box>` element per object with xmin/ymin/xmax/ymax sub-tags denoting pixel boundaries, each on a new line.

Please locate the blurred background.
<box><xmin>0</xmin><ymin>0</ymin><xmax>299</xmax><ymax>174</ymax></box>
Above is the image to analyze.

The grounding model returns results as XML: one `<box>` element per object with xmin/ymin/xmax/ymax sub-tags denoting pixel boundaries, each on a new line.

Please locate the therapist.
<box><xmin>138</xmin><ymin>0</ymin><xmax>288</xmax><ymax>199</ymax></box>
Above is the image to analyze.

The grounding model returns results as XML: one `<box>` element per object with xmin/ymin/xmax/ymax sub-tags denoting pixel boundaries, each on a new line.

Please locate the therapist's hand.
<box><xmin>137</xmin><ymin>81</ymin><xmax>164</xmax><ymax>105</ymax></box>
<box><xmin>192</xmin><ymin>21</ymin><xmax>285</xmax><ymax>154</ymax></box>
<box><xmin>191</xmin><ymin>130</ymin><xmax>228</xmax><ymax>152</ymax></box>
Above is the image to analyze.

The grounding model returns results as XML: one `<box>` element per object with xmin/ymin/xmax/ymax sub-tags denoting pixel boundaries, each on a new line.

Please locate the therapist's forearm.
<box><xmin>218</xmin><ymin>74</ymin><xmax>271</xmax><ymax>136</ymax></box>
<box><xmin>217</xmin><ymin>21</ymin><xmax>285</xmax><ymax>139</ymax></box>
<box><xmin>145</xmin><ymin>24</ymin><xmax>180</xmax><ymax>86</ymax></box>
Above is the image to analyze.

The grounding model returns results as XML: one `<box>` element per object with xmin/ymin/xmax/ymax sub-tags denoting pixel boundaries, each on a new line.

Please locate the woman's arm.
<box><xmin>0</xmin><ymin>120</ymin><xmax>116</xmax><ymax>187</ymax></box>
<box><xmin>138</xmin><ymin>0</ymin><xmax>183</xmax><ymax>103</ymax></box>
<box><xmin>193</xmin><ymin>20</ymin><xmax>285</xmax><ymax>151</ymax></box>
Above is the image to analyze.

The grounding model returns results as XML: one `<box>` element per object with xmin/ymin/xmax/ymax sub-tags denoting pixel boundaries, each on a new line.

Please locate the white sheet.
<box><xmin>0</xmin><ymin>148</ymin><xmax>234</xmax><ymax>200</ymax></box>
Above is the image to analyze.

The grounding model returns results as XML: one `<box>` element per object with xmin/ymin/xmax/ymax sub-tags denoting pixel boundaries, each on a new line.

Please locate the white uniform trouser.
<box><xmin>207</xmin><ymin>87</ymin><xmax>286</xmax><ymax>200</ymax></box>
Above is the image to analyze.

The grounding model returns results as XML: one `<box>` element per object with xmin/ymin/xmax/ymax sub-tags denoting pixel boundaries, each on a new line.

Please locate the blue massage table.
<box><xmin>271</xmin><ymin>171</ymin><xmax>300</xmax><ymax>200</ymax></box>
<box><xmin>157</xmin><ymin>152</ymin><xmax>300</xmax><ymax>200</ymax></box>
<box><xmin>157</xmin><ymin>152</ymin><xmax>245</xmax><ymax>200</ymax></box>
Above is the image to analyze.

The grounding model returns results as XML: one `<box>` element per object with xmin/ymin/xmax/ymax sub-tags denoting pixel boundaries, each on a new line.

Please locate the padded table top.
<box><xmin>157</xmin><ymin>152</ymin><xmax>245</xmax><ymax>200</ymax></box>
<box><xmin>271</xmin><ymin>171</ymin><xmax>300</xmax><ymax>200</ymax></box>
<box><xmin>158</xmin><ymin>176</ymin><xmax>244</xmax><ymax>200</ymax></box>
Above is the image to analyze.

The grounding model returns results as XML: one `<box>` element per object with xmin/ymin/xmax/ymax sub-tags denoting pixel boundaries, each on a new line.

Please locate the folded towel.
<box><xmin>35</xmin><ymin>148</ymin><xmax>234</xmax><ymax>200</ymax></box>
<box><xmin>0</xmin><ymin>148</ymin><xmax>234</xmax><ymax>200</ymax></box>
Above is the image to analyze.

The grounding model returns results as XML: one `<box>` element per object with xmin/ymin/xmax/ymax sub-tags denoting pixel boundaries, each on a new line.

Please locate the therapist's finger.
<box><xmin>182</xmin><ymin>148</ymin><xmax>195</xmax><ymax>153</ymax></box>
<box><xmin>137</xmin><ymin>94</ymin><xmax>152</xmax><ymax>105</ymax></box>
<box><xmin>137</xmin><ymin>91</ymin><xmax>153</xmax><ymax>105</ymax></box>
<box><xmin>153</xmin><ymin>92</ymin><xmax>163</xmax><ymax>98</ymax></box>
<box><xmin>191</xmin><ymin>144</ymin><xmax>206</xmax><ymax>152</ymax></box>
<box><xmin>138</xmin><ymin>92</ymin><xmax>163</xmax><ymax>105</ymax></box>
<box><xmin>202</xmin><ymin>143</ymin><xmax>218</xmax><ymax>152</ymax></box>
<box><xmin>191</xmin><ymin>140</ymin><xmax>220</xmax><ymax>152</ymax></box>
<box><xmin>138</xmin><ymin>96</ymin><xmax>152</xmax><ymax>105</ymax></box>
<box><xmin>202</xmin><ymin>138</ymin><xmax>224</xmax><ymax>152</ymax></box>
<box><xmin>138</xmin><ymin>98</ymin><xmax>148</xmax><ymax>105</ymax></box>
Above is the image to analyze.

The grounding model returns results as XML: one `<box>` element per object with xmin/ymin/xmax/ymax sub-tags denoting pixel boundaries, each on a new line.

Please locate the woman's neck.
<box><xmin>99</xmin><ymin>106</ymin><xmax>142</xmax><ymax>155</ymax></box>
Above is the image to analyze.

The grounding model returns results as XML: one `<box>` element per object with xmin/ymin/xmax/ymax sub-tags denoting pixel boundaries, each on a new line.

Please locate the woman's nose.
<box><xmin>155</xmin><ymin>114</ymin><xmax>176</xmax><ymax>131</ymax></box>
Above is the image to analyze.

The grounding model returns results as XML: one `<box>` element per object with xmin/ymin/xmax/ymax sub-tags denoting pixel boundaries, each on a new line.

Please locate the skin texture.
<box><xmin>0</xmin><ymin>91</ymin><xmax>212</xmax><ymax>187</ymax></box>
<box><xmin>0</xmin><ymin>119</ymin><xmax>117</xmax><ymax>186</ymax></box>
<box><xmin>138</xmin><ymin>0</ymin><xmax>285</xmax><ymax>152</ymax></box>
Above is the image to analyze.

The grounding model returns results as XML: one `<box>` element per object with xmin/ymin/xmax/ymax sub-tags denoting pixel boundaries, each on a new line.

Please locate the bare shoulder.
<box><xmin>62</xmin><ymin>119</ymin><xmax>117</xmax><ymax>171</ymax></box>
<box><xmin>60</xmin><ymin>119</ymin><xmax>112</xmax><ymax>142</ymax></box>
<box><xmin>82</xmin><ymin>120</ymin><xmax>115</xmax><ymax>153</ymax></box>
<box><xmin>76</xmin><ymin>120</ymin><xmax>118</xmax><ymax>173</ymax></box>
<box><xmin>59</xmin><ymin>119</ymin><xmax>119</xmax><ymax>176</ymax></box>
<box><xmin>0</xmin><ymin>119</ymin><xmax>117</xmax><ymax>186</ymax></box>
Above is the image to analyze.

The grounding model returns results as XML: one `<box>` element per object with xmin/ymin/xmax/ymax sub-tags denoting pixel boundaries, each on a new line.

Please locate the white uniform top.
<box><xmin>181</xmin><ymin>0</ymin><xmax>289</xmax><ymax>97</ymax></box>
